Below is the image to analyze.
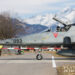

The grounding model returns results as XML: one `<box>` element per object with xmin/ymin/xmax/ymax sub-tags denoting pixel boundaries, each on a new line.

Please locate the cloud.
<box><xmin>0</xmin><ymin>0</ymin><xmax>75</xmax><ymax>18</ymax></box>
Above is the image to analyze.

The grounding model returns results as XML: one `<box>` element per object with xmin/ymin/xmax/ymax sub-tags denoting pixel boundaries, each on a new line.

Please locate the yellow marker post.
<box><xmin>0</xmin><ymin>45</ymin><xmax>3</xmax><ymax>49</ymax></box>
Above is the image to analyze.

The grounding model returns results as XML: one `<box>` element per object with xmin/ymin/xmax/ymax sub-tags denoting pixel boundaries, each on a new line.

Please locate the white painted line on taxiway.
<box><xmin>52</xmin><ymin>56</ymin><xmax>56</xmax><ymax>68</ymax></box>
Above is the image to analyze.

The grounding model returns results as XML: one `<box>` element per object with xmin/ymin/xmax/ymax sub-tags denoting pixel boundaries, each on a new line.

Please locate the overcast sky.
<box><xmin>0</xmin><ymin>0</ymin><xmax>75</xmax><ymax>18</ymax></box>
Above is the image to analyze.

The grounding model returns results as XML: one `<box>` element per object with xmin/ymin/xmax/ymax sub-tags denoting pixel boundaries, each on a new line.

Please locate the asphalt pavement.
<box><xmin>0</xmin><ymin>52</ymin><xmax>75</xmax><ymax>75</ymax></box>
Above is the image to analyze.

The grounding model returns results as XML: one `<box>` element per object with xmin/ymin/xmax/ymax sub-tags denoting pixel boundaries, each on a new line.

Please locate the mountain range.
<box><xmin>16</xmin><ymin>7</ymin><xmax>75</xmax><ymax>36</ymax></box>
<box><xmin>24</xmin><ymin>7</ymin><xmax>75</xmax><ymax>26</ymax></box>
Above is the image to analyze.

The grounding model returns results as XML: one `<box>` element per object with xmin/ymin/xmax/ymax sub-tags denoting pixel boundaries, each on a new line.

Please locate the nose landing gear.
<box><xmin>36</xmin><ymin>54</ymin><xmax>43</xmax><ymax>60</ymax></box>
<box><xmin>36</xmin><ymin>49</ymin><xmax>43</xmax><ymax>60</ymax></box>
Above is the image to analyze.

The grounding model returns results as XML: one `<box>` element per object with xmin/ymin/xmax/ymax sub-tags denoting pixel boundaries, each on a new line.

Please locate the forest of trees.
<box><xmin>0</xmin><ymin>13</ymin><xmax>19</xmax><ymax>39</ymax></box>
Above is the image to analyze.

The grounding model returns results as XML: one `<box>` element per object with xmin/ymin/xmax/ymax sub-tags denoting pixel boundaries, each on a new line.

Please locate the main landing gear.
<box><xmin>57</xmin><ymin>37</ymin><xmax>75</xmax><ymax>56</ymax></box>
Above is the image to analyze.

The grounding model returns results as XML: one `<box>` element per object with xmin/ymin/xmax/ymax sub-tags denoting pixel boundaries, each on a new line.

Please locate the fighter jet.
<box><xmin>0</xmin><ymin>15</ymin><xmax>75</xmax><ymax>59</ymax></box>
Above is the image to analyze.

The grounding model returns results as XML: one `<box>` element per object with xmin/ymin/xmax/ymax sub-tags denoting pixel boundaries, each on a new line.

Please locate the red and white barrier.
<box><xmin>0</xmin><ymin>47</ymin><xmax>61</xmax><ymax>51</ymax></box>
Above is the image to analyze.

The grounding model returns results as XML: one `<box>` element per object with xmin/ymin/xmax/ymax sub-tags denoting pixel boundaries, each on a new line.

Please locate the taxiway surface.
<box><xmin>0</xmin><ymin>52</ymin><xmax>75</xmax><ymax>75</ymax></box>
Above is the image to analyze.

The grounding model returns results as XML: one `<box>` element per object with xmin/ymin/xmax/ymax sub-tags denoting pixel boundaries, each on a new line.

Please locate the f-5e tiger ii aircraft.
<box><xmin>0</xmin><ymin>15</ymin><xmax>75</xmax><ymax>59</ymax></box>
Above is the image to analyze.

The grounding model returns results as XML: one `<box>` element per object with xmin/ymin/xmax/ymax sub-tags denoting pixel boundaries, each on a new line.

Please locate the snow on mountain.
<box><xmin>24</xmin><ymin>7</ymin><xmax>75</xmax><ymax>27</ymax></box>
<box><xmin>65</xmin><ymin>10</ymin><xmax>75</xmax><ymax>24</ymax></box>
<box><xmin>24</xmin><ymin>14</ymin><xmax>56</xmax><ymax>27</ymax></box>
<box><xmin>58</xmin><ymin>7</ymin><xmax>73</xmax><ymax>16</ymax></box>
<box><xmin>56</xmin><ymin>7</ymin><xmax>75</xmax><ymax>24</ymax></box>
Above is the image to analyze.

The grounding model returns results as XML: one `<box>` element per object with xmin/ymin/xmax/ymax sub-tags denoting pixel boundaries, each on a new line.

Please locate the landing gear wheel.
<box><xmin>36</xmin><ymin>54</ymin><xmax>43</xmax><ymax>60</ymax></box>
<box><xmin>63</xmin><ymin>37</ymin><xmax>71</xmax><ymax>47</ymax></box>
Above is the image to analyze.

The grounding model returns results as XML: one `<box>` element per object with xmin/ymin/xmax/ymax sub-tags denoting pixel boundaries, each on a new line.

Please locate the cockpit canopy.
<box><xmin>45</xmin><ymin>25</ymin><xmax>71</xmax><ymax>32</ymax></box>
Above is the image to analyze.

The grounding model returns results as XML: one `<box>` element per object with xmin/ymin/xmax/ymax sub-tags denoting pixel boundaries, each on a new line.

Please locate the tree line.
<box><xmin>0</xmin><ymin>13</ymin><xmax>19</xmax><ymax>39</ymax></box>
